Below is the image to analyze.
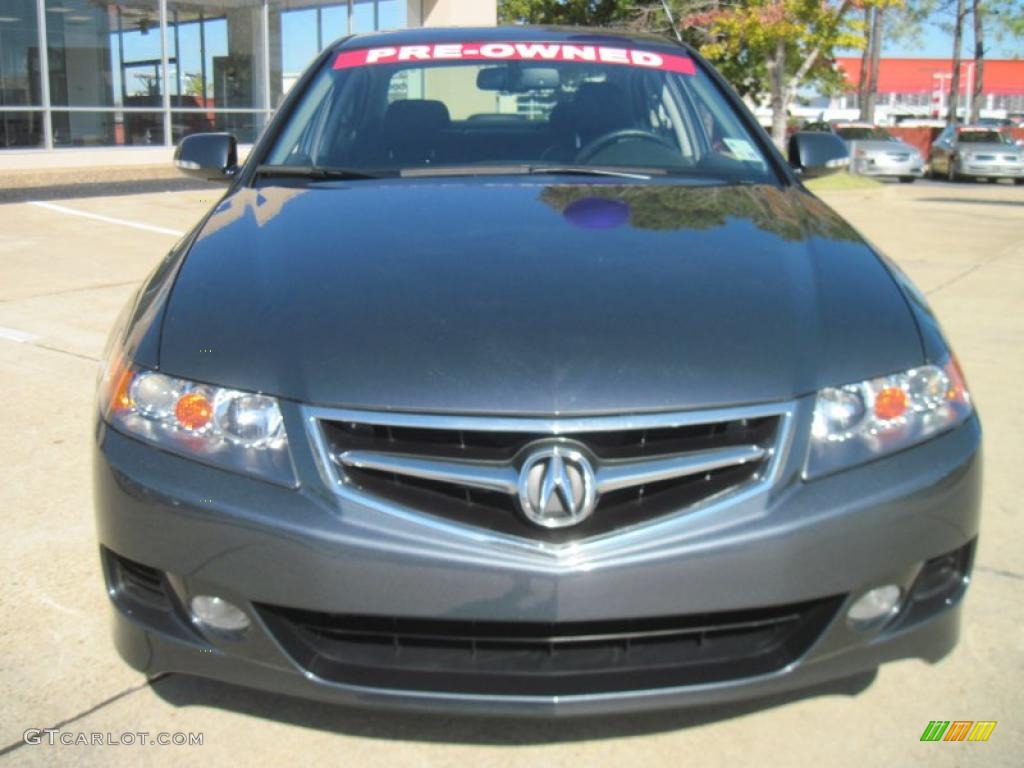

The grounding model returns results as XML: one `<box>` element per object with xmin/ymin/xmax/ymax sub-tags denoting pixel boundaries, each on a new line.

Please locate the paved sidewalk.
<box><xmin>0</xmin><ymin>180</ymin><xmax>1021</xmax><ymax>766</ymax></box>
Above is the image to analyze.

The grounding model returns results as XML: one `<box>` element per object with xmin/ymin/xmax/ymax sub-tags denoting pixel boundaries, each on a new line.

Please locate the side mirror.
<box><xmin>787</xmin><ymin>132</ymin><xmax>849</xmax><ymax>179</ymax></box>
<box><xmin>174</xmin><ymin>133</ymin><xmax>238</xmax><ymax>183</ymax></box>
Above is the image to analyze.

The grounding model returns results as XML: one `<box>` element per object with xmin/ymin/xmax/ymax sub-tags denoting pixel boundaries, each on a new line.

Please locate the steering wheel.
<box><xmin>574</xmin><ymin>129</ymin><xmax>677</xmax><ymax>164</ymax></box>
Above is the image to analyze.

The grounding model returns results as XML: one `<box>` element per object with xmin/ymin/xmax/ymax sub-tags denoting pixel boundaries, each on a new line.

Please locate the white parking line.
<box><xmin>28</xmin><ymin>200</ymin><xmax>186</xmax><ymax>237</ymax></box>
<box><xmin>0</xmin><ymin>326</ymin><xmax>39</xmax><ymax>343</ymax></box>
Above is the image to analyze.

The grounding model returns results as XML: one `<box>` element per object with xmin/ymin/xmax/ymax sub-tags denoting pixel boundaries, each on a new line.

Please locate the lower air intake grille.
<box><xmin>257</xmin><ymin>597</ymin><xmax>842</xmax><ymax>697</ymax></box>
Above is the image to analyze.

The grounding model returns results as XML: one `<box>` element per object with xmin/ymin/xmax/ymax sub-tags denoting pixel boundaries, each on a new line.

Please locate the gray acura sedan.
<box><xmin>94</xmin><ymin>27</ymin><xmax>981</xmax><ymax>717</ymax></box>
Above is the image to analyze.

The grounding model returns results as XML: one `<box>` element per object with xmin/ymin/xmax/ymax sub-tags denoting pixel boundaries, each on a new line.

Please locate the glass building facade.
<box><xmin>0</xmin><ymin>0</ymin><xmax>413</xmax><ymax>150</ymax></box>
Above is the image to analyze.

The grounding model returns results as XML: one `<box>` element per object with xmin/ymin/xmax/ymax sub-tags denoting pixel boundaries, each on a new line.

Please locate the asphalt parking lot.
<box><xmin>1</xmin><ymin>178</ymin><xmax>1021</xmax><ymax>766</ymax></box>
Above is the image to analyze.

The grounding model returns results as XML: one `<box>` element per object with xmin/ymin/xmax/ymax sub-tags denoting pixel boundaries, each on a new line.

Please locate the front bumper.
<box><xmin>954</xmin><ymin>158</ymin><xmax>1024</xmax><ymax>178</ymax></box>
<box><xmin>851</xmin><ymin>157</ymin><xmax>923</xmax><ymax>178</ymax></box>
<box><xmin>94</xmin><ymin>401</ymin><xmax>982</xmax><ymax>717</ymax></box>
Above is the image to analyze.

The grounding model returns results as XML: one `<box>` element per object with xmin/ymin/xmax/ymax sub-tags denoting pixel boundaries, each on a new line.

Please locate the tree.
<box><xmin>183</xmin><ymin>73</ymin><xmax>205</xmax><ymax>99</ymax></box>
<box><xmin>858</xmin><ymin>4</ymin><xmax>885</xmax><ymax>122</ymax></box>
<box><xmin>971</xmin><ymin>0</ymin><xmax>984</xmax><ymax>122</ymax></box>
<box><xmin>947</xmin><ymin>0</ymin><xmax>968</xmax><ymax>123</ymax></box>
<box><xmin>682</xmin><ymin>0</ymin><xmax>863</xmax><ymax>147</ymax></box>
<box><xmin>498</xmin><ymin>0</ymin><xmax>628</xmax><ymax>24</ymax></box>
<box><xmin>857</xmin><ymin>6</ymin><xmax>872</xmax><ymax>114</ymax></box>
<box><xmin>497</xmin><ymin>1</ymin><xmax>886</xmax><ymax>145</ymax></box>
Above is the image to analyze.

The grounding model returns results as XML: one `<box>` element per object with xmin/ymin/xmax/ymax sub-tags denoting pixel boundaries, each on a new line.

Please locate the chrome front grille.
<box><xmin>308</xmin><ymin>405</ymin><xmax>790</xmax><ymax>542</ymax></box>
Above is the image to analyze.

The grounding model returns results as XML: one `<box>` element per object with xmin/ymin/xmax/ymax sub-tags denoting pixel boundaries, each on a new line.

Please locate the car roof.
<box><xmin>331</xmin><ymin>25</ymin><xmax>690</xmax><ymax>53</ymax></box>
<box><xmin>832</xmin><ymin>122</ymin><xmax>875</xmax><ymax>128</ymax></box>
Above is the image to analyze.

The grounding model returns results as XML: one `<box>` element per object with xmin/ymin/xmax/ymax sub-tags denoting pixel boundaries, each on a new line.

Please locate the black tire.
<box><xmin>899</xmin><ymin>176</ymin><xmax>915</xmax><ymax>184</ymax></box>
<box><xmin>1015</xmin><ymin>178</ymin><xmax>1024</xmax><ymax>186</ymax></box>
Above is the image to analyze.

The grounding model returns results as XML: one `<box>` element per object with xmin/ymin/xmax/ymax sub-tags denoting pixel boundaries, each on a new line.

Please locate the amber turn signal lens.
<box><xmin>110</xmin><ymin>365</ymin><xmax>135</xmax><ymax>413</ymax></box>
<box><xmin>874</xmin><ymin>387</ymin><xmax>908</xmax><ymax>420</ymax></box>
<box><xmin>175</xmin><ymin>392</ymin><xmax>213</xmax><ymax>430</ymax></box>
<box><xmin>945</xmin><ymin>355</ymin><xmax>970</xmax><ymax>404</ymax></box>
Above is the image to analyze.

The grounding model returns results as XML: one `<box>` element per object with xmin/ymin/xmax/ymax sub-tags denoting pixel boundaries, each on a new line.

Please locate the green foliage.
<box><xmin>498</xmin><ymin>0</ymin><xmax>629</xmax><ymax>25</ymax></box>
<box><xmin>681</xmin><ymin>0</ymin><xmax>873</xmax><ymax>102</ymax></box>
<box><xmin>498</xmin><ymin>1</ymin><xmax>869</xmax><ymax>101</ymax></box>
<box><xmin>539</xmin><ymin>183</ymin><xmax>858</xmax><ymax>241</ymax></box>
<box><xmin>183</xmin><ymin>73</ymin><xmax>205</xmax><ymax>98</ymax></box>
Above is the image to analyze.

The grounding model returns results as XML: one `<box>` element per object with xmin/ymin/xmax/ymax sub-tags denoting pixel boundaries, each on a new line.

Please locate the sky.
<box><xmin>877</xmin><ymin>18</ymin><xmax>1023</xmax><ymax>59</ymax></box>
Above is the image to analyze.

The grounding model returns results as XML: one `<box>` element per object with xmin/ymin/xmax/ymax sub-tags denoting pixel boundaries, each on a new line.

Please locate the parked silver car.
<box><xmin>833</xmin><ymin>122</ymin><xmax>924</xmax><ymax>182</ymax></box>
<box><xmin>930</xmin><ymin>125</ymin><xmax>1024</xmax><ymax>183</ymax></box>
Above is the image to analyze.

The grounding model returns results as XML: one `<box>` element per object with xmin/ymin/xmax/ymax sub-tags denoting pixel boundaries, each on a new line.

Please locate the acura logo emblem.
<box><xmin>517</xmin><ymin>443</ymin><xmax>597</xmax><ymax>529</ymax></box>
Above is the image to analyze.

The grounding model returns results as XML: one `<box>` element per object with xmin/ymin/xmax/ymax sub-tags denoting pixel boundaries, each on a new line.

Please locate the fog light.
<box><xmin>847</xmin><ymin>585</ymin><xmax>901</xmax><ymax>626</ymax></box>
<box><xmin>190</xmin><ymin>595</ymin><xmax>250</xmax><ymax>633</ymax></box>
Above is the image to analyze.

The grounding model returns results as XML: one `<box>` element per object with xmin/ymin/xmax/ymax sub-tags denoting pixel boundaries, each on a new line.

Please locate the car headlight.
<box><xmin>98</xmin><ymin>353</ymin><xmax>296</xmax><ymax>486</ymax></box>
<box><xmin>806</xmin><ymin>356</ymin><xmax>972</xmax><ymax>479</ymax></box>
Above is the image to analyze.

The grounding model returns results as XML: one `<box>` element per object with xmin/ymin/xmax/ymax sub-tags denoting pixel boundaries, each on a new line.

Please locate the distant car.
<box><xmin>831</xmin><ymin>122</ymin><xmax>924</xmax><ymax>183</ymax></box>
<box><xmin>930</xmin><ymin>124</ymin><xmax>1024</xmax><ymax>183</ymax></box>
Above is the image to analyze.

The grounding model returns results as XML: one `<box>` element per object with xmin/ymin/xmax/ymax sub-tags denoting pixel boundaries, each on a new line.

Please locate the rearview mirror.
<box><xmin>476</xmin><ymin>66</ymin><xmax>560</xmax><ymax>92</ymax></box>
<box><xmin>787</xmin><ymin>132</ymin><xmax>849</xmax><ymax>179</ymax></box>
<box><xmin>174</xmin><ymin>133</ymin><xmax>238</xmax><ymax>183</ymax></box>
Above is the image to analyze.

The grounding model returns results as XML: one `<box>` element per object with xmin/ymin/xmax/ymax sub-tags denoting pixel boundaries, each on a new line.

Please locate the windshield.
<box><xmin>957</xmin><ymin>129</ymin><xmax>1004</xmax><ymax>144</ymax></box>
<box><xmin>264</xmin><ymin>41</ymin><xmax>774</xmax><ymax>183</ymax></box>
<box><xmin>835</xmin><ymin>126</ymin><xmax>892</xmax><ymax>141</ymax></box>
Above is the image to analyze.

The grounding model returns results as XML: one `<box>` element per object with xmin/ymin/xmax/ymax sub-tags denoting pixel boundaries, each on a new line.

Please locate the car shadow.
<box><xmin>915</xmin><ymin>197</ymin><xmax>1024</xmax><ymax>207</ymax></box>
<box><xmin>149</xmin><ymin>669</ymin><xmax>877</xmax><ymax>744</ymax></box>
<box><xmin>0</xmin><ymin>178</ymin><xmax>218</xmax><ymax>205</ymax></box>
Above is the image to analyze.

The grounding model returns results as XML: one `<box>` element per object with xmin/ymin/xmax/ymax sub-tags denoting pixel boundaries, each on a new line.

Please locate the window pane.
<box><xmin>322</xmin><ymin>5</ymin><xmax>348</xmax><ymax>44</ymax></box>
<box><xmin>352</xmin><ymin>0</ymin><xmax>374</xmax><ymax>32</ymax></box>
<box><xmin>269</xmin><ymin>2</ymin><xmax>349</xmax><ymax>106</ymax></box>
<box><xmin>167</xmin><ymin>0</ymin><xmax>265</xmax><ymax>110</ymax></box>
<box><xmin>51</xmin><ymin>110</ymin><xmax>164</xmax><ymax>146</ymax></box>
<box><xmin>0</xmin><ymin>111</ymin><xmax>45</xmax><ymax>147</ymax></box>
<box><xmin>173</xmin><ymin>110</ymin><xmax>264</xmax><ymax>144</ymax></box>
<box><xmin>47</xmin><ymin>0</ymin><xmax>161</xmax><ymax>108</ymax></box>
<box><xmin>378</xmin><ymin>0</ymin><xmax>405</xmax><ymax>30</ymax></box>
<box><xmin>0</xmin><ymin>1</ymin><xmax>42</xmax><ymax>107</ymax></box>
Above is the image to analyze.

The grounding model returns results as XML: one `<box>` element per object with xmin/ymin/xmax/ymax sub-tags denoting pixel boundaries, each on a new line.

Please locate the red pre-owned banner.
<box><xmin>332</xmin><ymin>42</ymin><xmax>696</xmax><ymax>75</ymax></box>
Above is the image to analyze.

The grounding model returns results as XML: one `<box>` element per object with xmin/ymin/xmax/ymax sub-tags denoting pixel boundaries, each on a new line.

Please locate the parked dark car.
<box><xmin>95</xmin><ymin>27</ymin><xmax>980</xmax><ymax>717</ymax></box>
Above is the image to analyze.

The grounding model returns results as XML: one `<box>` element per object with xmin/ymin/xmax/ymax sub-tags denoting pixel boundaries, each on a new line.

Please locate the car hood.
<box><xmin>849</xmin><ymin>140</ymin><xmax>917</xmax><ymax>154</ymax></box>
<box><xmin>158</xmin><ymin>180</ymin><xmax>923</xmax><ymax>414</ymax></box>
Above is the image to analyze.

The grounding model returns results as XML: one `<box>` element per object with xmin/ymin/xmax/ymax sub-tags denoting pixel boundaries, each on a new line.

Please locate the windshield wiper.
<box><xmin>254</xmin><ymin>164</ymin><xmax>383</xmax><ymax>180</ymax></box>
<box><xmin>527</xmin><ymin>165</ymin><xmax>659</xmax><ymax>180</ymax></box>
